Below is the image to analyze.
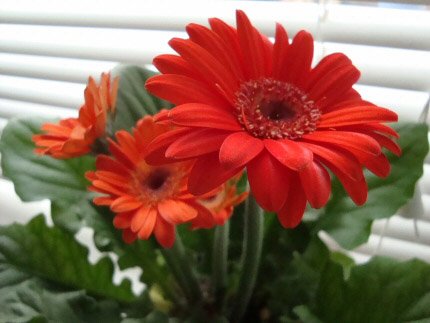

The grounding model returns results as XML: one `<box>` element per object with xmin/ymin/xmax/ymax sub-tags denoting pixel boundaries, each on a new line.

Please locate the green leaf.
<box><xmin>111</xmin><ymin>64</ymin><xmax>169</xmax><ymax>132</ymax></box>
<box><xmin>311</xmin><ymin>257</ymin><xmax>430</xmax><ymax>323</ymax></box>
<box><xmin>0</xmin><ymin>118</ymin><xmax>94</xmax><ymax>202</ymax></box>
<box><xmin>0</xmin><ymin>215</ymin><xmax>135</xmax><ymax>303</ymax></box>
<box><xmin>313</xmin><ymin>122</ymin><xmax>429</xmax><ymax>249</ymax></box>
<box><xmin>0</xmin><ymin>275</ymin><xmax>122</xmax><ymax>323</ymax></box>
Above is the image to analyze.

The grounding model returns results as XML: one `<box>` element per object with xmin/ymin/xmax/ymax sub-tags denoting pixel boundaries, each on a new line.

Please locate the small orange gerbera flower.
<box><xmin>192</xmin><ymin>174</ymin><xmax>248</xmax><ymax>229</ymax></box>
<box><xmin>33</xmin><ymin>73</ymin><xmax>118</xmax><ymax>159</ymax></box>
<box><xmin>86</xmin><ymin>115</ymin><xmax>229</xmax><ymax>248</ymax></box>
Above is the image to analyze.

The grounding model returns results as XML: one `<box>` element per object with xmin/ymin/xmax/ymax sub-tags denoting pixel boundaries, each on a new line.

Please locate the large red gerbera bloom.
<box><xmin>33</xmin><ymin>73</ymin><xmax>118</xmax><ymax>159</ymax></box>
<box><xmin>86</xmin><ymin>115</ymin><xmax>237</xmax><ymax>248</ymax></box>
<box><xmin>145</xmin><ymin>11</ymin><xmax>400</xmax><ymax>228</ymax></box>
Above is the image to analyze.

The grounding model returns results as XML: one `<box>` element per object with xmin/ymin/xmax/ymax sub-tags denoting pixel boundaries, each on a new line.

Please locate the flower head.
<box><xmin>192</xmin><ymin>173</ymin><xmax>248</xmax><ymax>229</ymax></box>
<box><xmin>33</xmin><ymin>73</ymin><xmax>118</xmax><ymax>159</ymax></box>
<box><xmin>145</xmin><ymin>11</ymin><xmax>400</xmax><ymax>228</ymax></box>
<box><xmin>86</xmin><ymin>115</ymin><xmax>233</xmax><ymax>248</ymax></box>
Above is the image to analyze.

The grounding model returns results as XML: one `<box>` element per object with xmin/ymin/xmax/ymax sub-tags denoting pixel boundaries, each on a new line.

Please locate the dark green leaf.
<box><xmin>313</xmin><ymin>122</ymin><xmax>429</xmax><ymax>249</ymax></box>
<box><xmin>0</xmin><ymin>215</ymin><xmax>135</xmax><ymax>303</ymax></box>
<box><xmin>0</xmin><ymin>118</ymin><xmax>94</xmax><ymax>202</ymax></box>
<box><xmin>311</xmin><ymin>257</ymin><xmax>430</xmax><ymax>323</ymax></box>
<box><xmin>111</xmin><ymin>64</ymin><xmax>169</xmax><ymax>132</ymax></box>
<box><xmin>0</xmin><ymin>276</ymin><xmax>121</xmax><ymax>323</ymax></box>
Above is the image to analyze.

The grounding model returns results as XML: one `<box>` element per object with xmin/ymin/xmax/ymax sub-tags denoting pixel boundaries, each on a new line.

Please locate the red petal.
<box><xmin>319</xmin><ymin>106</ymin><xmax>398</xmax><ymax>127</ymax></box>
<box><xmin>108</xmin><ymin>138</ymin><xmax>136</xmax><ymax>169</ymax></box>
<box><xmin>113</xmin><ymin>212</ymin><xmax>133</xmax><ymax>229</ymax></box>
<box><xmin>153</xmin><ymin>54</ymin><xmax>203</xmax><ymax>80</ymax></box>
<box><xmin>96</xmin><ymin>154</ymin><xmax>130</xmax><ymax>174</ymax></box>
<box><xmin>301</xmin><ymin>142</ymin><xmax>363</xmax><ymax>181</ymax></box>
<box><xmin>364</xmin><ymin>153</ymin><xmax>391</xmax><ymax>178</ymax></box>
<box><xmin>154</xmin><ymin>217</ymin><xmax>176</xmax><ymax>248</ymax></box>
<box><xmin>272</xmin><ymin>23</ymin><xmax>290</xmax><ymax>79</ymax></box>
<box><xmin>277</xmin><ymin>175</ymin><xmax>307</xmax><ymax>228</ymax></box>
<box><xmin>308</xmin><ymin>64</ymin><xmax>360</xmax><ymax>107</ymax></box>
<box><xmin>236</xmin><ymin>10</ymin><xmax>266</xmax><ymax>79</ymax></box>
<box><xmin>334</xmin><ymin>170</ymin><xmax>368</xmax><ymax>206</ymax></box>
<box><xmin>168</xmin><ymin>103</ymin><xmax>241</xmax><ymax>131</ymax></box>
<box><xmin>137</xmin><ymin>207</ymin><xmax>158</xmax><ymax>240</ymax></box>
<box><xmin>166</xmin><ymin>129</ymin><xmax>229</xmax><ymax>159</ymax></box>
<box><xmin>264</xmin><ymin>139</ymin><xmax>313</xmax><ymax>171</ymax></box>
<box><xmin>247</xmin><ymin>151</ymin><xmax>289</xmax><ymax>212</ymax></box>
<box><xmin>111</xmin><ymin>195</ymin><xmax>142</xmax><ymax>212</ymax></box>
<box><xmin>302</xmin><ymin>131</ymin><xmax>381</xmax><ymax>158</ymax></box>
<box><xmin>188</xmin><ymin>152</ymin><xmax>242</xmax><ymax>196</ymax></box>
<box><xmin>299</xmin><ymin>161</ymin><xmax>331</xmax><ymax>208</ymax></box>
<box><xmin>145</xmin><ymin>74</ymin><xmax>229</xmax><ymax>108</ymax></box>
<box><xmin>169</xmin><ymin>37</ymin><xmax>237</xmax><ymax>102</ymax></box>
<box><xmin>279</xmin><ymin>30</ymin><xmax>314</xmax><ymax>87</ymax></box>
<box><xmin>369</xmin><ymin>132</ymin><xmax>401</xmax><ymax>157</ymax></box>
<box><xmin>187</xmin><ymin>23</ymin><xmax>244</xmax><ymax>82</ymax></box>
<box><xmin>189</xmin><ymin>203</ymin><xmax>216</xmax><ymax>229</ymax></box>
<box><xmin>305</xmin><ymin>53</ymin><xmax>352</xmax><ymax>90</ymax></box>
<box><xmin>122</xmin><ymin>229</ymin><xmax>137</xmax><ymax>244</ymax></box>
<box><xmin>219</xmin><ymin>132</ymin><xmax>264</xmax><ymax>169</ymax></box>
<box><xmin>339</xmin><ymin>123</ymin><xmax>400</xmax><ymax>138</ymax></box>
<box><xmin>157</xmin><ymin>199</ymin><xmax>198</xmax><ymax>224</ymax></box>
<box><xmin>130</xmin><ymin>206</ymin><xmax>155</xmax><ymax>235</ymax></box>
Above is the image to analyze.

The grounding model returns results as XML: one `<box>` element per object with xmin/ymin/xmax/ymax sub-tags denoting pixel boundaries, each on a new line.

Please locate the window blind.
<box><xmin>1</xmin><ymin>0</ymin><xmax>430</xmax><ymax>264</ymax></box>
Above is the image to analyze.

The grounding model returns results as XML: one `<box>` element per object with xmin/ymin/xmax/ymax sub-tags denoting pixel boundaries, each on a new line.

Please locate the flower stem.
<box><xmin>212</xmin><ymin>221</ymin><xmax>230</xmax><ymax>309</ymax></box>
<box><xmin>231</xmin><ymin>194</ymin><xmax>264</xmax><ymax>323</ymax></box>
<box><xmin>160</xmin><ymin>232</ymin><xmax>203</xmax><ymax>305</ymax></box>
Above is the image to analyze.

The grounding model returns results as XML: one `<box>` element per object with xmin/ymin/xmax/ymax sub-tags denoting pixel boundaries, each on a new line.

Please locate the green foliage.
<box><xmin>111</xmin><ymin>64</ymin><xmax>171</xmax><ymax>133</ymax></box>
<box><xmin>312</xmin><ymin>123</ymin><xmax>429</xmax><ymax>249</ymax></box>
<box><xmin>0</xmin><ymin>118</ymin><xmax>94</xmax><ymax>202</ymax></box>
<box><xmin>298</xmin><ymin>257</ymin><xmax>430</xmax><ymax>323</ymax></box>
<box><xmin>0</xmin><ymin>277</ymin><xmax>122</xmax><ymax>323</ymax></box>
<box><xmin>0</xmin><ymin>215</ymin><xmax>135</xmax><ymax>303</ymax></box>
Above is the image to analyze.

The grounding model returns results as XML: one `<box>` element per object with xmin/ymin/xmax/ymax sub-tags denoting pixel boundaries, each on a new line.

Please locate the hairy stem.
<box><xmin>212</xmin><ymin>221</ymin><xmax>230</xmax><ymax>309</ymax></box>
<box><xmin>231</xmin><ymin>195</ymin><xmax>264</xmax><ymax>322</ymax></box>
<box><xmin>160</xmin><ymin>232</ymin><xmax>203</xmax><ymax>305</ymax></box>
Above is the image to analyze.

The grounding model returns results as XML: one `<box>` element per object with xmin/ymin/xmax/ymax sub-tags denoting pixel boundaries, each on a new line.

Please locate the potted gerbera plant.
<box><xmin>1</xmin><ymin>11</ymin><xmax>429</xmax><ymax>323</ymax></box>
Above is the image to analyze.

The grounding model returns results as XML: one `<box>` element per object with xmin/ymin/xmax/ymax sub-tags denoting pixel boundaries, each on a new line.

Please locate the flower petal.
<box><xmin>168</xmin><ymin>103</ymin><xmax>242</xmax><ymax>131</ymax></box>
<box><xmin>188</xmin><ymin>152</ymin><xmax>242</xmax><ymax>196</ymax></box>
<box><xmin>319</xmin><ymin>106</ymin><xmax>398</xmax><ymax>128</ymax></box>
<box><xmin>166</xmin><ymin>129</ymin><xmax>230</xmax><ymax>159</ymax></box>
<box><xmin>236</xmin><ymin>10</ymin><xmax>266</xmax><ymax>78</ymax></box>
<box><xmin>158</xmin><ymin>199</ymin><xmax>198</xmax><ymax>224</ymax></box>
<box><xmin>111</xmin><ymin>195</ymin><xmax>142</xmax><ymax>212</ymax></box>
<box><xmin>219</xmin><ymin>132</ymin><xmax>264</xmax><ymax>169</ymax></box>
<box><xmin>130</xmin><ymin>206</ymin><xmax>152</xmax><ymax>233</ymax></box>
<box><xmin>154</xmin><ymin>217</ymin><xmax>176</xmax><ymax>248</ymax></box>
<box><xmin>302</xmin><ymin>131</ymin><xmax>381</xmax><ymax>158</ymax></box>
<box><xmin>247</xmin><ymin>151</ymin><xmax>289</xmax><ymax>212</ymax></box>
<box><xmin>272</xmin><ymin>23</ymin><xmax>290</xmax><ymax>79</ymax></box>
<box><xmin>145</xmin><ymin>74</ymin><xmax>229</xmax><ymax>108</ymax></box>
<box><xmin>264</xmin><ymin>139</ymin><xmax>313</xmax><ymax>171</ymax></box>
<box><xmin>277</xmin><ymin>175</ymin><xmax>307</xmax><ymax>228</ymax></box>
<box><xmin>301</xmin><ymin>142</ymin><xmax>363</xmax><ymax>181</ymax></box>
<box><xmin>364</xmin><ymin>153</ymin><xmax>391</xmax><ymax>178</ymax></box>
<box><xmin>299</xmin><ymin>161</ymin><xmax>331</xmax><ymax>208</ymax></box>
<box><xmin>137</xmin><ymin>207</ymin><xmax>158</xmax><ymax>240</ymax></box>
<box><xmin>308</xmin><ymin>64</ymin><xmax>360</xmax><ymax>107</ymax></box>
<box><xmin>279</xmin><ymin>30</ymin><xmax>314</xmax><ymax>87</ymax></box>
<box><xmin>169</xmin><ymin>37</ymin><xmax>237</xmax><ymax>101</ymax></box>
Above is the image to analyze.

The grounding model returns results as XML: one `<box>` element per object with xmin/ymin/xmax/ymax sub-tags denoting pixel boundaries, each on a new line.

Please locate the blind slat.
<box><xmin>1</xmin><ymin>0</ymin><xmax>429</xmax><ymax>50</ymax></box>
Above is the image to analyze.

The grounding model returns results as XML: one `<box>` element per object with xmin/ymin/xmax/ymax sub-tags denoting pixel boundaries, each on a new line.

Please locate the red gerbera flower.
<box><xmin>145</xmin><ymin>11</ymin><xmax>400</xmax><ymax>228</ymax></box>
<box><xmin>33</xmin><ymin>73</ymin><xmax>118</xmax><ymax>159</ymax></box>
<box><xmin>86</xmin><ymin>115</ymin><xmax>231</xmax><ymax>248</ymax></box>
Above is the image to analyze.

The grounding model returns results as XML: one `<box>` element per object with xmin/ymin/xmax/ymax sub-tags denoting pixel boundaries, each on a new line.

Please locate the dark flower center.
<box><xmin>146</xmin><ymin>168</ymin><xmax>170</xmax><ymax>190</ymax></box>
<box><xmin>234</xmin><ymin>78</ymin><xmax>321</xmax><ymax>140</ymax></box>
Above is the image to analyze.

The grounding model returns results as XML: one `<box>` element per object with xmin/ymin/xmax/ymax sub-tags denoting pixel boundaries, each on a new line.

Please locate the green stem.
<box><xmin>212</xmin><ymin>221</ymin><xmax>230</xmax><ymax>309</ymax></box>
<box><xmin>231</xmin><ymin>195</ymin><xmax>264</xmax><ymax>323</ymax></box>
<box><xmin>160</xmin><ymin>232</ymin><xmax>203</xmax><ymax>305</ymax></box>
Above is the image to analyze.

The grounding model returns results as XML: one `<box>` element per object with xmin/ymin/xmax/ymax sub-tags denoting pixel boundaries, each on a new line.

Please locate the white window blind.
<box><xmin>1</xmin><ymin>0</ymin><xmax>430</xmax><ymax>264</ymax></box>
